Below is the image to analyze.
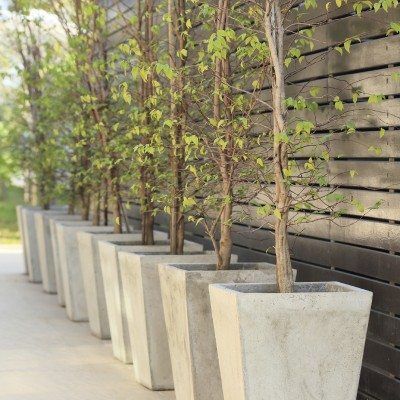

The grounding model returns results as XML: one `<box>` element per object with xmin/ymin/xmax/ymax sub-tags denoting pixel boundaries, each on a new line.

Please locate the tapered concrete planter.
<box><xmin>159</xmin><ymin>262</ymin><xmax>280</xmax><ymax>400</ymax></box>
<box><xmin>16</xmin><ymin>205</ymin><xmax>35</xmax><ymax>275</ymax></box>
<box><xmin>35</xmin><ymin>210</ymin><xmax>79</xmax><ymax>293</ymax></box>
<box><xmin>97</xmin><ymin>234</ymin><xmax>168</xmax><ymax>364</ymax></box>
<box><xmin>77</xmin><ymin>231</ymin><xmax>142</xmax><ymax>339</ymax></box>
<box><xmin>49</xmin><ymin>217</ymin><xmax>88</xmax><ymax>306</ymax></box>
<box><xmin>21</xmin><ymin>207</ymin><xmax>43</xmax><ymax>282</ymax></box>
<box><xmin>210</xmin><ymin>282</ymin><xmax>373</xmax><ymax>400</ymax></box>
<box><xmin>118</xmin><ymin>247</ymin><xmax>219</xmax><ymax>390</ymax></box>
<box><xmin>56</xmin><ymin>222</ymin><xmax>114</xmax><ymax>321</ymax></box>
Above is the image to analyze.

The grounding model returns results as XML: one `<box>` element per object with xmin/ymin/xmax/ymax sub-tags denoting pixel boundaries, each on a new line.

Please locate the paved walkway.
<box><xmin>0</xmin><ymin>246</ymin><xmax>175</xmax><ymax>400</ymax></box>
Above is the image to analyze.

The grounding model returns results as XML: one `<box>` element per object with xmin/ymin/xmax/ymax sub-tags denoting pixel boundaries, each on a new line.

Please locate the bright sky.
<box><xmin>0</xmin><ymin>0</ymin><xmax>9</xmax><ymax>12</ymax></box>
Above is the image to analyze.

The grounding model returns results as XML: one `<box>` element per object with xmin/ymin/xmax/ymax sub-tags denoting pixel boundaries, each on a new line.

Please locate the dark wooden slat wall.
<box><xmin>102</xmin><ymin>1</ymin><xmax>400</xmax><ymax>399</ymax></box>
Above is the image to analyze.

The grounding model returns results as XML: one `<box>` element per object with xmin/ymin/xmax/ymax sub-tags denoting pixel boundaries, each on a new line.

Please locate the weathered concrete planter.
<box><xmin>77</xmin><ymin>231</ymin><xmax>142</xmax><ymax>339</ymax></box>
<box><xmin>97</xmin><ymin>234</ymin><xmax>168</xmax><ymax>364</ymax></box>
<box><xmin>159</xmin><ymin>262</ymin><xmax>279</xmax><ymax>400</ymax></box>
<box><xmin>21</xmin><ymin>207</ymin><xmax>43</xmax><ymax>282</ymax></box>
<box><xmin>49</xmin><ymin>217</ymin><xmax>88</xmax><ymax>306</ymax></box>
<box><xmin>16</xmin><ymin>205</ymin><xmax>36</xmax><ymax>275</ymax></box>
<box><xmin>210</xmin><ymin>282</ymin><xmax>373</xmax><ymax>400</ymax></box>
<box><xmin>35</xmin><ymin>210</ymin><xmax>79</xmax><ymax>293</ymax></box>
<box><xmin>118</xmin><ymin>247</ymin><xmax>219</xmax><ymax>391</ymax></box>
<box><xmin>56</xmin><ymin>222</ymin><xmax>113</xmax><ymax>321</ymax></box>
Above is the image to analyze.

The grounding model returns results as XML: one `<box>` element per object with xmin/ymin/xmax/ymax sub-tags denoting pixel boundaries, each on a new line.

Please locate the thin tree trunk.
<box><xmin>214</xmin><ymin>0</ymin><xmax>234</xmax><ymax>270</ymax></box>
<box><xmin>136</xmin><ymin>0</ymin><xmax>155</xmax><ymax>246</ymax></box>
<box><xmin>110</xmin><ymin>170</ymin><xmax>122</xmax><ymax>233</ymax></box>
<box><xmin>140</xmin><ymin>166</ymin><xmax>155</xmax><ymax>245</ymax></box>
<box><xmin>103</xmin><ymin>178</ymin><xmax>108</xmax><ymax>225</ymax></box>
<box><xmin>68</xmin><ymin>176</ymin><xmax>76</xmax><ymax>215</ymax></box>
<box><xmin>265</xmin><ymin>0</ymin><xmax>294</xmax><ymax>293</ymax></box>
<box><xmin>168</xmin><ymin>0</ymin><xmax>186</xmax><ymax>255</ymax></box>
<box><xmin>81</xmin><ymin>190</ymin><xmax>91</xmax><ymax>221</ymax></box>
<box><xmin>92</xmin><ymin>191</ymin><xmax>101</xmax><ymax>226</ymax></box>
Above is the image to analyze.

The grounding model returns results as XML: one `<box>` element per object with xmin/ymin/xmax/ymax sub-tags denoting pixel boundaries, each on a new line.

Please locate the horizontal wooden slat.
<box><xmin>212</xmin><ymin>223</ymin><xmax>400</xmax><ymax>284</ymax></box>
<box><xmin>368</xmin><ymin>311</ymin><xmax>400</xmax><ymax>346</ymax></box>
<box><xmin>358</xmin><ymin>392</ymin><xmax>379</xmax><ymax>400</ymax></box>
<box><xmin>359</xmin><ymin>366</ymin><xmax>400</xmax><ymax>400</ymax></box>
<box><xmin>260</xmin><ymin>67</ymin><xmax>400</xmax><ymax>107</ymax></box>
<box><xmin>252</xmin><ymin>98</ymin><xmax>400</xmax><ymax>133</ymax></box>
<box><xmin>364</xmin><ymin>339</ymin><xmax>400</xmax><ymax>377</ymax></box>
<box><xmin>256</xmin><ymin>185</ymin><xmax>400</xmax><ymax>221</ymax></box>
<box><xmin>245</xmin><ymin>206</ymin><xmax>400</xmax><ymax>252</ymax></box>
<box><xmin>295</xmin><ymin>261</ymin><xmax>400</xmax><ymax>314</ymax></box>
<box><xmin>307</xmin><ymin>9</ymin><xmax>400</xmax><ymax>52</ymax></box>
<box><xmin>330</xmin><ymin>242</ymin><xmax>400</xmax><ymax>284</ymax></box>
<box><xmin>330</xmin><ymin>161</ymin><xmax>400</xmax><ymax>190</ymax></box>
<box><xmin>289</xmin><ymin>36</ymin><xmax>400</xmax><ymax>82</ymax></box>
<box><xmin>287</xmin><ymin>0</ymin><xmax>364</xmax><ymax>29</ymax></box>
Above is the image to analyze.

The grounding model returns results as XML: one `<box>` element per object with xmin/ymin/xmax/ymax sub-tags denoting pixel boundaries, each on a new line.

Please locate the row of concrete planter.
<box><xmin>17</xmin><ymin>205</ymin><xmax>372</xmax><ymax>400</ymax></box>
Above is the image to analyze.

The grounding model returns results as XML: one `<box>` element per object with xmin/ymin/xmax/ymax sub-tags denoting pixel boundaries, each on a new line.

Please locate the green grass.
<box><xmin>0</xmin><ymin>186</ymin><xmax>24</xmax><ymax>244</ymax></box>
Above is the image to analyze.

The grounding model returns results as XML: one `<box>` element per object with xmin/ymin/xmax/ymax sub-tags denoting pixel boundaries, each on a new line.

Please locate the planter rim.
<box><xmin>118</xmin><ymin>249</ymin><xmax>212</xmax><ymax>260</ymax></box>
<box><xmin>44</xmin><ymin>213</ymin><xmax>81</xmax><ymax>219</ymax></box>
<box><xmin>210</xmin><ymin>281</ymin><xmax>372</xmax><ymax>297</ymax></box>
<box><xmin>100</xmin><ymin>239</ymin><xmax>202</xmax><ymax>252</ymax></box>
<box><xmin>58</xmin><ymin>224</ymin><xmax>113</xmax><ymax>232</ymax></box>
<box><xmin>158</xmin><ymin>261</ymin><xmax>273</xmax><ymax>274</ymax></box>
<box><xmin>54</xmin><ymin>220</ymin><xmax>92</xmax><ymax>226</ymax></box>
<box><xmin>77</xmin><ymin>231</ymin><xmax>142</xmax><ymax>241</ymax></box>
<box><xmin>98</xmin><ymin>239</ymin><xmax>170</xmax><ymax>250</ymax></box>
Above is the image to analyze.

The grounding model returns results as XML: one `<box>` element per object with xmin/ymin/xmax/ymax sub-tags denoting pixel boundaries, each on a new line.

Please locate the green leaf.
<box><xmin>256</xmin><ymin>158</ymin><xmax>264</xmax><ymax>167</ymax></box>
<box><xmin>349</xmin><ymin>169</ymin><xmax>357</xmax><ymax>178</ymax></box>
<box><xmin>273</xmin><ymin>209</ymin><xmax>282</xmax><ymax>220</ymax></box>
<box><xmin>310</xmin><ymin>87</ymin><xmax>320</xmax><ymax>97</ymax></box>
<box><xmin>183</xmin><ymin>197</ymin><xmax>196</xmax><ymax>208</ymax></box>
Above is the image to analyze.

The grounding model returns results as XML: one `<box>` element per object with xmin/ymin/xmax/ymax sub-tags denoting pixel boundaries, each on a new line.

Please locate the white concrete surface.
<box><xmin>210</xmin><ymin>281</ymin><xmax>372</xmax><ymax>400</ymax></box>
<box><xmin>78</xmin><ymin>232</ymin><xmax>141</xmax><ymax>340</ymax></box>
<box><xmin>22</xmin><ymin>208</ymin><xmax>42</xmax><ymax>283</ymax></box>
<box><xmin>159</xmin><ymin>262</ymin><xmax>279</xmax><ymax>400</ymax></box>
<box><xmin>0</xmin><ymin>247</ymin><xmax>175</xmax><ymax>400</ymax></box>
<box><xmin>16</xmin><ymin>205</ymin><xmax>28</xmax><ymax>274</ymax></box>
<box><xmin>118</xmin><ymin>249</ymin><xmax>215</xmax><ymax>391</ymax></box>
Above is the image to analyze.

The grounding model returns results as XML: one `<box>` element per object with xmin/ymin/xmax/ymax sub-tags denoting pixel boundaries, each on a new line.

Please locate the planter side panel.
<box><xmin>212</xmin><ymin>287</ymin><xmax>373</xmax><ymax>400</ymax></box>
<box><xmin>159</xmin><ymin>267</ymin><xmax>193</xmax><ymax>399</ymax></box>
<box><xmin>160</xmin><ymin>264</ymin><xmax>275</xmax><ymax>400</ymax></box>
<box><xmin>50</xmin><ymin>219</ymin><xmax>66</xmax><ymax>306</ymax></box>
<box><xmin>78</xmin><ymin>233</ymin><xmax>110</xmax><ymax>339</ymax></box>
<box><xmin>210</xmin><ymin>288</ymin><xmax>246</xmax><ymax>400</ymax></box>
<box><xmin>99</xmin><ymin>243</ymin><xmax>132</xmax><ymax>363</ymax></box>
<box><xmin>22</xmin><ymin>209</ymin><xmax>42</xmax><ymax>283</ymax></box>
<box><xmin>16</xmin><ymin>205</ymin><xmax>28</xmax><ymax>274</ymax></box>
<box><xmin>35</xmin><ymin>213</ymin><xmax>58</xmax><ymax>293</ymax></box>
<box><xmin>56</xmin><ymin>224</ymin><xmax>88</xmax><ymax>321</ymax></box>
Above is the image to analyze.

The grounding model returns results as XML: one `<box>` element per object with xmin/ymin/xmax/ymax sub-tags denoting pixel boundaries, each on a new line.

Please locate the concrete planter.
<box><xmin>35</xmin><ymin>210</ymin><xmax>80</xmax><ymax>293</ymax></box>
<box><xmin>77</xmin><ymin>231</ymin><xmax>142</xmax><ymax>339</ymax></box>
<box><xmin>118</xmin><ymin>247</ymin><xmax>219</xmax><ymax>390</ymax></box>
<box><xmin>49</xmin><ymin>217</ymin><xmax>88</xmax><ymax>306</ymax></box>
<box><xmin>56</xmin><ymin>222</ymin><xmax>114</xmax><ymax>321</ymax></box>
<box><xmin>21</xmin><ymin>207</ymin><xmax>43</xmax><ymax>282</ymax></box>
<box><xmin>210</xmin><ymin>282</ymin><xmax>373</xmax><ymax>400</ymax></box>
<box><xmin>97</xmin><ymin>234</ymin><xmax>168</xmax><ymax>364</ymax></box>
<box><xmin>16</xmin><ymin>205</ymin><xmax>28</xmax><ymax>274</ymax></box>
<box><xmin>159</xmin><ymin>262</ymin><xmax>280</xmax><ymax>400</ymax></box>
<box><xmin>16</xmin><ymin>205</ymin><xmax>36</xmax><ymax>275</ymax></box>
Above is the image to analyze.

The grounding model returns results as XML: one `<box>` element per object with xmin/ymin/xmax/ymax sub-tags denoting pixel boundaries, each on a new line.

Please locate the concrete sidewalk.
<box><xmin>0</xmin><ymin>246</ymin><xmax>175</xmax><ymax>400</ymax></box>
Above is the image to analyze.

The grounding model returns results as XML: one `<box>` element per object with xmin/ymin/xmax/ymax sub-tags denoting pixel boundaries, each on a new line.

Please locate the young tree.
<box><xmin>255</xmin><ymin>0</ymin><xmax>400</xmax><ymax>292</ymax></box>
<box><xmin>115</xmin><ymin>0</ymin><xmax>167</xmax><ymax>244</ymax></box>
<box><xmin>51</xmin><ymin>0</ymin><xmax>124</xmax><ymax>230</ymax></box>
<box><xmin>3</xmin><ymin>0</ymin><xmax>69</xmax><ymax>209</ymax></box>
<box><xmin>180</xmin><ymin>0</ymin><xmax>267</xmax><ymax>269</ymax></box>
